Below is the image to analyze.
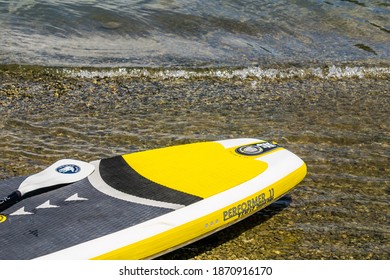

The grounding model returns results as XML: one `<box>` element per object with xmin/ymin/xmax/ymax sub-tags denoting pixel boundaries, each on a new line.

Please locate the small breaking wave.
<box><xmin>60</xmin><ymin>65</ymin><xmax>390</xmax><ymax>80</ymax></box>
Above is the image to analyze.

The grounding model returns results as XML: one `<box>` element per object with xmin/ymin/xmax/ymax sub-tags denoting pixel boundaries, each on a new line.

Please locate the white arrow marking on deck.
<box><xmin>36</xmin><ymin>200</ymin><xmax>59</xmax><ymax>209</ymax></box>
<box><xmin>9</xmin><ymin>207</ymin><xmax>34</xmax><ymax>216</ymax></box>
<box><xmin>65</xmin><ymin>193</ymin><xmax>88</xmax><ymax>201</ymax></box>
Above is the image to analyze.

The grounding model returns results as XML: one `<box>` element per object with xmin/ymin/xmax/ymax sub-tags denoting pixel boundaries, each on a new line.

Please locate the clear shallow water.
<box><xmin>0</xmin><ymin>0</ymin><xmax>389</xmax><ymax>67</ymax></box>
<box><xmin>0</xmin><ymin>66</ymin><xmax>389</xmax><ymax>259</ymax></box>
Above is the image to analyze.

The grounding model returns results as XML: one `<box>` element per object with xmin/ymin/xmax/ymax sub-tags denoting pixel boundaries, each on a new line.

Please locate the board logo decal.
<box><xmin>0</xmin><ymin>214</ymin><xmax>7</xmax><ymax>223</ymax></box>
<box><xmin>56</xmin><ymin>164</ymin><xmax>81</xmax><ymax>174</ymax></box>
<box><xmin>236</xmin><ymin>141</ymin><xmax>279</xmax><ymax>156</ymax></box>
<box><xmin>223</xmin><ymin>188</ymin><xmax>275</xmax><ymax>221</ymax></box>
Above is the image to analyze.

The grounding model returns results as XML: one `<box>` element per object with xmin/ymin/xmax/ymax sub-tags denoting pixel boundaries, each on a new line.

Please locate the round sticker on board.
<box><xmin>236</xmin><ymin>142</ymin><xmax>279</xmax><ymax>156</ymax></box>
<box><xmin>236</xmin><ymin>145</ymin><xmax>264</xmax><ymax>155</ymax></box>
<box><xmin>56</xmin><ymin>164</ymin><xmax>81</xmax><ymax>174</ymax></box>
<box><xmin>0</xmin><ymin>214</ymin><xmax>7</xmax><ymax>223</ymax></box>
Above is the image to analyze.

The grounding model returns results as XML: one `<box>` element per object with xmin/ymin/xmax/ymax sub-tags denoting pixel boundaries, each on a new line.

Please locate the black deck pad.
<box><xmin>0</xmin><ymin>176</ymin><xmax>173</xmax><ymax>259</ymax></box>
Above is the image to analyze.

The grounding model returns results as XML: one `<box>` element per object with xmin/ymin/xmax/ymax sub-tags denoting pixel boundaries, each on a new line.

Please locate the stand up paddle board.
<box><xmin>0</xmin><ymin>138</ymin><xmax>306</xmax><ymax>259</ymax></box>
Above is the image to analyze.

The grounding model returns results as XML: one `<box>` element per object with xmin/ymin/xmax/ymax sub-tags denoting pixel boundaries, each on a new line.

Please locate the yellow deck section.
<box><xmin>122</xmin><ymin>142</ymin><xmax>268</xmax><ymax>198</ymax></box>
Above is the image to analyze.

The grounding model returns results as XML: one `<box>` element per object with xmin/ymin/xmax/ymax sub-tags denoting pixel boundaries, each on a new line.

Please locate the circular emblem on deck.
<box><xmin>0</xmin><ymin>214</ymin><xmax>7</xmax><ymax>223</ymax></box>
<box><xmin>236</xmin><ymin>142</ymin><xmax>279</xmax><ymax>156</ymax></box>
<box><xmin>56</xmin><ymin>164</ymin><xmax>81</xmax><ymax>174</ymax></box>
<box><xmin>236</xmin><ymin>145</ymin><xmax>264</xmax><ymax>155</ymax></box>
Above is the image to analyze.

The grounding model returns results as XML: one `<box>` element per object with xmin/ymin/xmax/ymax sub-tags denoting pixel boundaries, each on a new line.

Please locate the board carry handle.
<box><xmin>0</xmin><ymin>159</ymin><xmax>95</xmax><ymax>213</ymax></box>
<box><xmin>0</xmin><ymin>191</ymin><xmax>22</xmax><ymax>212</ymax></box>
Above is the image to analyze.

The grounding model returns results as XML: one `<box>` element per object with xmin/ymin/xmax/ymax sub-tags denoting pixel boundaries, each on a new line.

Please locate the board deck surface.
<box><xmin>0</xmin><ymin>138</ymin><xmax>306</xmax><ymax>259</ymax></box>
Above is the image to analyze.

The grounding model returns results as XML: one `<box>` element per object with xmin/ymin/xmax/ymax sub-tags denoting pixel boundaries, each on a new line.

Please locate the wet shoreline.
<box><xmin>0</xmin><ymin>65</ymin><xmax>389</xmax><ymax>259</ymax></box>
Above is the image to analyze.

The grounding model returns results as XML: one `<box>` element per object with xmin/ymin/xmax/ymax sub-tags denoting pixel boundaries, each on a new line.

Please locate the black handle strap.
<box><xmin>0</xmin><ymin>191</ymin><xmax>21</xmax><ymax>212</ymax></box>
